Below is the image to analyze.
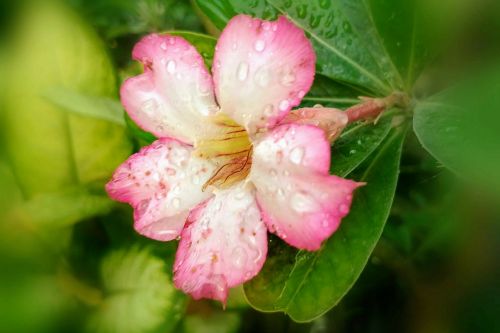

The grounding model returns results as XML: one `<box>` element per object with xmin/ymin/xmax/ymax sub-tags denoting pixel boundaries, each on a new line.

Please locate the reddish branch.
<box><xmin>345</xmin><ymin>92</ymin><xmax>409</xmax><ymax>123</ymax></box>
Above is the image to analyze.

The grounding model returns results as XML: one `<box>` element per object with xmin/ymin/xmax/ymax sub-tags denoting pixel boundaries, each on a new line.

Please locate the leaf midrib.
<box><xmin>266</xmin><ymin>0</ymin><xmax>392</xmax><ymax>95</ymax></box>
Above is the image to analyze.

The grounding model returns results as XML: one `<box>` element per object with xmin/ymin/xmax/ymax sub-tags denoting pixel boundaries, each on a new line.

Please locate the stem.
<box><xmin>345</xmin><ymin>91</ymin><xmax>409</xmax><ymax>123</ymax></box>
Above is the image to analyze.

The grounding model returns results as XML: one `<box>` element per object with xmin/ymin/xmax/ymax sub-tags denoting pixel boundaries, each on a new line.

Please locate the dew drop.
<box><xmin>237</xmin><ymin>62</ymin><xmax>249</xmax><ymax>81</ymax></box>
<box><xmin>263</xmin><ymin>104</ymin><xmax>274</xmax><ymax>116</ymax></box>
<box><xmin>141</xmin><ymin>99</ymin><xmax>158</xmax><ymax>116</ymax></box>
<box><xmin>166</xmin><ymin>60</ymin><xmax>176</xmax><ymax>74</ymax></box>
<box><xmin>172</xmin><ymin>197</ymin><xmax>181</xmax><ymax>209</ymax></box>
<box><xmin>192</xmin><ymin>174</ymin><xmax>200</xmax><ymax>185</ymax></box>
<box><xmin>232</xmin><ymin>42</ymin><xmax>238</xmax><ymax>50</ymax></box>
<box><xmin>232</xmin><ymin>247</ymin><xmax>248</xmax><ymax>268</ymax></box>
<box><xmin>279</xmin><ymin>99</ymin><xmax>290</xmax><ymax>111</ymax></box>
<box><xmin>291</xmin><ymin>192</ymin><xmax>318</xmax><ymax>213</ymax></box>
<box><xmin>254</xmin><ymin>39</ymin><xmax>266</xmax><ymax>52</ymax></box>
<box><xmin>280</xmin><ymin>71</ymin><xmax>296</xmax><ymax>86</ymax></box>
<box><xmin>255</xmin><ymin>67</ymin><xmax>271</xmax><ymax>87</ymax></box>
<box><xmin>234</xmin><ymin>191</ymin><xmax>246</xmax><ymax>200</ymax></box>
<box><xmin>269</xmin><ymin>169</ymin><xmax>278</xmax><ymax>178</ymax></box>
<box><xmin>160</xmin><ymin>42</ymin><xmax>167</xmax><ymax>50</ymax></box>
<box><xmin>289</xmin><ymin>146</ymin><xmax>305</xmax><ymax>164</ymax></box>
<box><xmin>339</xmin><ymin>203</ymin><xmax>349</xmax><ymax>214</ymax></box>
<box><xmin>349</xmin><ymin>149</ymin><xmax>357</xmax><ymax>155</ymax></box>
<box><xmin>168</xmin><ymin>37</ymin><xmax>175</xmax><ymax>45</ymax></box>
<box><xmin>322</xmin><ymin>219</ymin><xmax>330</xmax><ymax>227</ymax></box>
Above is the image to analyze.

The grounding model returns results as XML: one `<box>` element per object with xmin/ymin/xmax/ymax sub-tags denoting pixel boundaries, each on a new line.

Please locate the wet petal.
<box><xmin>250</xmin><ymin>124</ymin><xmax>362</xmax><ymax>250</ymax></box>
<box><xmin>121</xmin><ymin>34</ymin><xmax>219</xmax><ymax>144</ymax></box>
<box><xmin>173</xmin><ymin>185</ymin><xmax>267</xmax><ymax>303</ymax></box>
<box><xmin>213</xmin><ymin>15</ymin><xmax>315</xmax><ymax>134</ymax></box>
<box><xmin>281</xmin><ymin>107</ymin><xmax>349</xmax><ymax>142</ymax></box>
<box><xmin>106</xmin><ymin>139</ymin><xmax>215</xmax><ymax>241</ymax></box>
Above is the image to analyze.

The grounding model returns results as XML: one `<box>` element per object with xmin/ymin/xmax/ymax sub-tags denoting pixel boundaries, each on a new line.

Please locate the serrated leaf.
<box><xmin>244</xmin><ymin>122</ymin><xmax>408</xmax><ymax>322</ymax></box>
<box><xmin>413</xmin><ymin>66</ymin><xmax>500</xmax><ymax>196</ymax></box>
<box><xmin>89</xmin><ymin>247</ymin><xmax>186</xmax><ymax>333</ymax></box>
<box><xmin>44</xmin><ymin>86</ymin><xmax>125</xmax><ymax>126</ymax></box>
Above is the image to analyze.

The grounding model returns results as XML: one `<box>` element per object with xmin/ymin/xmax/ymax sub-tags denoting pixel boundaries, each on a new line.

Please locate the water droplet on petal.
<box><xmin>322</xmin><ymin>219</ymin><xmax>330</xmax><ymax>227</ymax></box>
<box><xmin>172</xmin><ymin>197</ymin><xmax>181</xmax><ymax>209</ymax></box>
<box><xmin>166</xmin><ymin>60</ymin><xmax>176</xmax><ymax>74</ymax></box>
<box><xmin>160</xmin><ymin>42</ymin><xmax>167</xmax><ymax>50</ymax></box>
<box><xmin>263</xmin><ymin>104</ymin><xmax>274</xmax><ymax>116</ymax></box>
<box><xmin>237</xmin><ymin>62</ymin><xmax>249</xmax><ymax>81</ymax></box>
<box><xmin>192</xmin><ymin>174</ymin><xmax>200</xmax><ymax>185</ymax></box>
<box><xmin>232</xmin><ymin>42</ymin><xmax>238</xmax><ymax>50</ymax></box>
<box><xmin>254</xmin><ymin>39</ymin><xmax>266</xmax><ymax>52</ymax></box>
<box><xmin>269</xmin><ymin>169</ymin><xmax>277</xmax><ymax>178</ymax></box>
<box><xmin>291</xmin><ymin>192</ymin><xmax>318</xmax><ymax>213</ymax></box>
<box><xmin>168</xmin><ymin>37</ymin><xmax>175</xmax><ymax>45</ymax></box>
<box><xmin>279</xmin><ymin>99</ymin><xmax>290</xmax><ymax>111</ymax></box>
<box><xmin>339</xmin><ymin>203</ymin><xmax>349</xmax><ymax>214</ymax></box>
<box><xmin>234</xmin><ymin>191</ymin><xmax>246</xmax><ymax>200</ymax></box>
<box><xmin>255</xmin><ymin>67</ymin><xmax>271</xmax><ymax>87</ymax></box>
<box><xmin>289</xmin><ymin>146</ymin><xmax>305</xmax><ymax>164</ymax></box>
<box><xmin>232</xmin><ymin>247</ymin><xmax>248</xmax><ymax>268</ymax></box>
<box><xmin>141</xmin><ymin>99</ymin><xmax>158</xmax><ymax>116</ymax></box>
<box><xmin>281</xmin><ymin>71</ymin><xmax>296</xmax><ymax>86</ymax></box>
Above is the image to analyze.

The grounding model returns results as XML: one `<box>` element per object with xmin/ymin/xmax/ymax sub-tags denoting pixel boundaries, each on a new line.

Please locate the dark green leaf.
<box><xmin>168</xmin><ymin>31</ymin><xmax>217</xmax><ymax>67</ymax></box>
<box><xmin>413</xmin><ymin>66</ymin><xmax>500</xmax><ymax>194</ymax></box>
<box><xmin>331</xmin><ymin>112</ymin><xmax>394</xmax><ymax>177</ymax></box>
<box><xmin>301</xmin><ymin>74</ymin><xmax>368</xmax><ymax>109</ymax></box>
<box><xmin>195</xmin><ymin>0</ymin><xmax>463</xmax><ymax>94</ymax></box>
<box><xmin>244</xmin><ymin>122</ymin><xmax>408</xmax><ymax>322</ymax></box>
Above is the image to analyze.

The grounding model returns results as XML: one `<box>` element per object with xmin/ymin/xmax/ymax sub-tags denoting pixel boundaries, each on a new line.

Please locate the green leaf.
<box><xmin>89</xmin><ymin>247</ymin><xmax>186</xmax><ymax>333</ymax></box>
<box><xmin>244</xmin><ymin>122</ymin><xmax>408</xmax><ymax>322</ymax></box>
<box><xmin>168</xmin><ymin>31</ymin><xmax>217</xmax><ymax>67</ymax></box>
<box><xmin>44</xmin><ymin>87</ymin><xmax>125</xmax><ymax>126</ymax></box>
<box><xmin>413</xmin><ymin>66</ymin><xmax>500</xmax><ymax>195</ymax></box>
<box><xmin>182</xmin><ymin>312</ymin><xmax>241</xmax><ymax>333</ymax></box>
<box><xmin>4</xmin><ymin>2</ymin><xmax>132</xmax><ymax>197</ymax></box>
<box><xmin>331</xmin><ymin>112</ymin><xmax>394</xmax><ymax>177</ymax></box>
<box><xmin>301</xmin><ymin>74</ymin><xmax>368</xmax><ymax>109</ymax></box>
<box><xmin>6</xmin><ymin>188</ymin><xmax>115</xmax><ymax>228</ymax></box>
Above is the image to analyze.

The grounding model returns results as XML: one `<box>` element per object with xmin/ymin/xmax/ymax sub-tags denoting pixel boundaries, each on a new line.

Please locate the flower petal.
<box><xmin>106</xmin><ymin>139</ymin><xmax>215</xmax><ymax>241</ymax></box>
<box><xmin>213</xmin><ymin>15</ymin><xmax>315</xmax><ymax>134</ymax></box>
<box><xmin>173</xmin><ymin>185</ymin><xmax>267</xmax><ymax>303</ymax></box>
<box><xmin>250</xmin><ymin>124</ymin><xmax>362</xmax><ymax>251</ymax></box>
<box><xmin>281</xmin><ymin>107</ymin><xmax>349</xmax><ymax>143</ymax></box>
<box><xmin>121</xmin><ymin>34</ymin><xmax>219</xmax><ymax>144</ymax></box>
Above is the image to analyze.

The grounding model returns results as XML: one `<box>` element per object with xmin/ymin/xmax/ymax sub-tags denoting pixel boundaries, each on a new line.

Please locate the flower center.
<box><xmin>193</xmin><ymin>113</ymin><xmax>252</xmax><ymax>190</ymax></box>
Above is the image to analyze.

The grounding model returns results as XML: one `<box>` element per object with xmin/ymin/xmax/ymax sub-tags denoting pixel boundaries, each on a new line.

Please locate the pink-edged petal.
<box><xmin>249</xmin><ymin>124</ymin><xmax>362</xmax><ymax>251</ymax></box>
<box><xmin>173</xmin><ymin>184</ymin><xmax>267</xmax><ymax>303</ymax></box>
<box><xmin>213</xmin><ymin>15</ymin><xmax>316</xmax><ymax>134</ymax></box>
<box><xmin>106</xmin><ymin>138</ymin><xmax>215</xmax><ymax>241</ymax></box>
<box><xmin>281</xmin><ymin>107</ymin><xmax>349</xmax><ymax>142</ymax></box>
<box><xmin>121</xmin><ymin>34</ymin><xmax>219</xmax><ymax>144</ymax></box>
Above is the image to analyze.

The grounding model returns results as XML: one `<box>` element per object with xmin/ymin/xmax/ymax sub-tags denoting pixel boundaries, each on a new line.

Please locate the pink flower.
<box><xmin>106</xmin><ymin>14</ymin><xmax>362</xmax><ymax>304</ymax></box>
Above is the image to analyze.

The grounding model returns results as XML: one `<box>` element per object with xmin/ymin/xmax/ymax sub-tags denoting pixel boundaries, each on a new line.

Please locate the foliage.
<box><xmin>0</xmin><ymin>0</ymin><xmax>498</xmax><ymax>332</ymax></box>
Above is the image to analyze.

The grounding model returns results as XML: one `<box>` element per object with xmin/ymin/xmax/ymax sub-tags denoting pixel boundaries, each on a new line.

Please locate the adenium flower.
<box><xmin>106</xmin><ymin>14</ymin><xmax>362</xmax><ymax>303</ymax></box>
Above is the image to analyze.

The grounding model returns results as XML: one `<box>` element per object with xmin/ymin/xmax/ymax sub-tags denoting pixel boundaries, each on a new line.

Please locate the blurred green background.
<box><xmin>0</xmin><ymin>0</ymin><xmax>498</xmax><ymax>332</ymax></box>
